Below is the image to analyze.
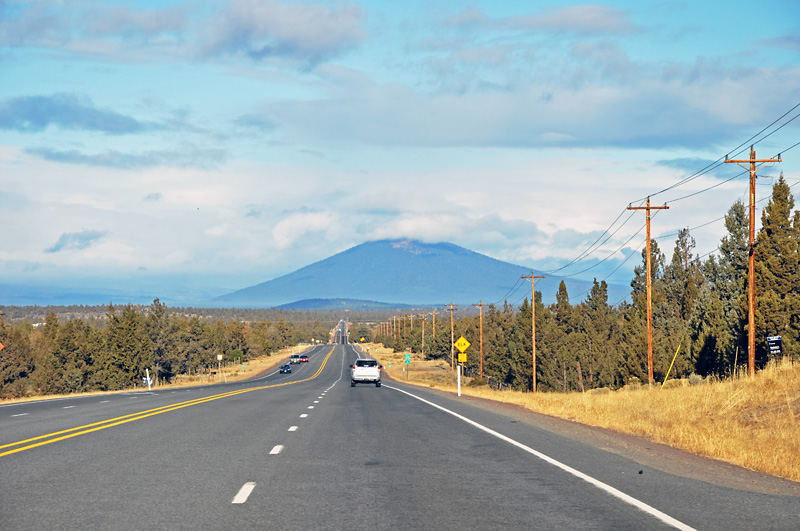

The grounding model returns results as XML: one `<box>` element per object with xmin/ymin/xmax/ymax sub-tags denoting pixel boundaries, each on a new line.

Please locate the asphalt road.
<box><xmin>1</xmin><ymin>343</ymin><xmax>798</xmax><ymax>530</ymax></box>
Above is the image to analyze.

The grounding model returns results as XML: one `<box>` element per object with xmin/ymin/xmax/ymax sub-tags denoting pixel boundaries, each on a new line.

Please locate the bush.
<box><xmin>467</xmin><ymin>378</ymin><xmax>488</xmax><ymax>387</ymax></box>
<box><xmin>689</xmin><ymin>373</ymin><xmax>704</xmax><ymax>386</ymax></box>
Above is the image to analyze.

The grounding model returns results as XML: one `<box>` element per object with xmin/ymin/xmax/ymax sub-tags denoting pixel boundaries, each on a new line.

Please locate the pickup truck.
<box><xmin>351</xmin><ymin>358</ymin><xmax>382</xmax><ymax>387</ymax></box>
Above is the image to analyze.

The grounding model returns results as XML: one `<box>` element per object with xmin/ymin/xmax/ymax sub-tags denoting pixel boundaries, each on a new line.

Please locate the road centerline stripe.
<box><xmin>1</xmin><ymin>346</ymin><xmax>338</xmax><ymax>458</ymax></box>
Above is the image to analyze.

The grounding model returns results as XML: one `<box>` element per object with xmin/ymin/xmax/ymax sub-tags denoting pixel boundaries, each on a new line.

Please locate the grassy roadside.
<box><xmin>0</xmin><ymin>345</ymin><xmax>306</xmax><ymax>405</ymax></box>
<box><xmin>362</xmin><ymin>343</ymin><xmax>800</xmax><ymax>483</ymax></box>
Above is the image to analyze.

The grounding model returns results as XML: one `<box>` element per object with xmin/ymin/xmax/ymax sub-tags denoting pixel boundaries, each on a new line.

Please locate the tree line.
<box><xmin>0</xmin><ymin>300</ymin><xmax>333</xmax><ymax>398</ymax></box>
<box><xmin>366</xmin><ymin>175</ymin><xmax>800</xmax><ymax>392</ymax></box>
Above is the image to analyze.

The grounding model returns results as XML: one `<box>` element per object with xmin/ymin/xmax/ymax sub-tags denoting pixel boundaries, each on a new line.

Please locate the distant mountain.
<box><xmin>275</xmin><ymin>298</ymin><xmax>415</xmax><ymax>310</ymax></box>
<box><xmin>215</xmin><ymin>239</ymin><xmax>628</xmax><ymax>308</ymax></box>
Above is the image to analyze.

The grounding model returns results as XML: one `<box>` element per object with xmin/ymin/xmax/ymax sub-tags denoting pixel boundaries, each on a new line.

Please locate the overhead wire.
<box><xmin>498</xmin><ymin>102</ymin><xmax>799</xmax><ymax>306</ymax></box>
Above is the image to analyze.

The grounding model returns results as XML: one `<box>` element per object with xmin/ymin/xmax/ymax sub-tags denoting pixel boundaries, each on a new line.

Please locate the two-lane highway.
<box><xmin>1</xmin><ymin>343</ymin><xmax>797</xmax><ymax>530</ymax></box>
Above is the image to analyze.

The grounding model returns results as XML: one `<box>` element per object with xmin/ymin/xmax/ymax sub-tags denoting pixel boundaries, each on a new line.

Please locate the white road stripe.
<box><xmin>269</xmin><ymin>445</ymin><xmax>284</xmax><ymax>455</ymax></box>
<box><xmin>63</xmin><ymin>406</ymin><xmax>75</xmax><ymax>409</ymax></box>
<box><xmin>314</xmin><ymin>400</ymin><xmax>319</xmax><ymax>403</ymax></box>
<box><xmin>288</xmin><ymin>426</ymin><xmax>298</xmax><ymax>432</ymax></box>
<box><xmin>12</xmin><ymin>413</ymin><xmax>28</xmax><ymax>417</ymax></box>
<box><xmin>99</xmin><ymin>400</ymin><xmax>109</xmax><ymax>403</ymax></box>
<box><xmin>307</xmin><ymin>406</ymin><xmax>314</xmax><ymax>409</ymax></box>
<box><xmin>232</xmin><ymin>482</ymin><xmax>256</xmax><ymax>504</ymax></box>
<box><xmin>300</xmin><ymin>414</ymin><xmax>308</xmax><ymax>418</ymax></box>
<box><xmin>386</xmin><ymin>384</ymin><xmax>696</xmax><ymax>531</ymax></box>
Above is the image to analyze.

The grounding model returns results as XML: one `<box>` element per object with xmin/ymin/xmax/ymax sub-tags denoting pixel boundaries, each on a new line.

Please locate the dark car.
<box><xmin>279</xmin><ymin>364</ymin><xmax>292</xmax><ymax>374</ymax></box>
<box><xmin>299</xmin><ymin>355</ymin><xmax>309</xmax><ymax>362</ymax></box>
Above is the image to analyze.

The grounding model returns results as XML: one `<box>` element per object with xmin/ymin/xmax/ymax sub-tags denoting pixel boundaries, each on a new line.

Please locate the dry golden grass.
<box><xmin>365</xmin><ymin>343</ymin><xmax>800</xmax><ymax>482</ymax></box>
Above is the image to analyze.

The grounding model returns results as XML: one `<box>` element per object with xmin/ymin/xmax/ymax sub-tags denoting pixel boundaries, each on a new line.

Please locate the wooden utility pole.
<box><xmin>473</xmin><ymin>301</ymin><xmax>484</xmax><ymax>379</ymax></box>
<box><xmin>419</xmin><ymin>313</ymin><xmax>426</xmax><ymax>358</ymax></box>
<box><xmin>522</xmin><ymin>271</ymin><xmax>545</xmax><ymax>393</ymax></box>
<box><xmin>725</xmin><ymin>146</ymin><xmax>782</xmax><ymax>377</ymax></box>
<box><xmin>446</xmin><ymin>303</ymin><xmax>458</xmax><ymax>369</ymax></box>
<box><xmin>431</xmin><ymin>310</ymin><xmax>438</xmax><ymax>338</ymax></box>
<box><xmin>628</xmin><ymin>197</ymin><xmax>669</xmax><ymax>385</ymax></box>
<box><xmin>403</xmin><ymin>315</ymin><xmax>408</xmax><ymax>350</ymax></box>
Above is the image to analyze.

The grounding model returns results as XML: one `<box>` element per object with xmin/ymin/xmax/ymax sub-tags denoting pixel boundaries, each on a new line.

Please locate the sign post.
<box><xmin>454</xmin><ymin>336</ymin><xmax>470</xmax><ymax>397</ymax></box>
<box><xmin>404</xmin><ymin>352</ymin><xmax>411</xmax><ymax>381</ymax></box>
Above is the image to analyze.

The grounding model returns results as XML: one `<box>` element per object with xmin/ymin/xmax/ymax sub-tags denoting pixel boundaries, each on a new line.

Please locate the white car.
<box><xmin>351</xmin><ymin>358</ymin><xmax>382</xmax><ymax>387</ymax></box>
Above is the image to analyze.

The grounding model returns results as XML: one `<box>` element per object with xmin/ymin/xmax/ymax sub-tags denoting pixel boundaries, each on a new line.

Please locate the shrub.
<box><xmin>689</xmin><ymin>373</ymin><xmax>704</xmax><ymax>386</ymax></box>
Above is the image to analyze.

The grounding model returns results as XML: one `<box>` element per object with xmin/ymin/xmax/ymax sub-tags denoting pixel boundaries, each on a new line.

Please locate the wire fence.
<box><xmin>460</xmin><ymin>365</ymin><xmax>508</xmax><ymax>391</ymax></box>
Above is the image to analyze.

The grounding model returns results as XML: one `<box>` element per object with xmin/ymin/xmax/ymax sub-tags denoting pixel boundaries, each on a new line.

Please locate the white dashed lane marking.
<box><xmin>288</xmin><ymin>426</ymin><xmax>298</xmax><ymax>432</ymax></box>
<box><xmin>12</xmin><ymin>413</ymin><xmax>28</xmax><ymax>417</ymax></box>
<box><xmin>300</xmin><ymin>414</ymin><xmax>308</xmax><ymax>418</ymax></box>
<box><xmin>232</xmin><ymin>482</ymin><xmax>256</xmax><ymax>504</ymax></box>
<box><xmin>269</xmin><ymin>445</ymin><xmax>284</xmax><ymax>455</ymax></box>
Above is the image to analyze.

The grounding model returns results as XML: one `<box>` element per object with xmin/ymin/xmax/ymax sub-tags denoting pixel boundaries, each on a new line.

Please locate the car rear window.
<box><xmin>356</xmin><ymin>360</ymin><xmax>377</xmax><ymax>367</ymax></box>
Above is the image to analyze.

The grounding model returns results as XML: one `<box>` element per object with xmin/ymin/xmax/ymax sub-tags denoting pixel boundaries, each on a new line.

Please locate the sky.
<box><xmin>1</xmin><ymin>0</ymin><xmax>799</xmax><ymax>306</ymax></box>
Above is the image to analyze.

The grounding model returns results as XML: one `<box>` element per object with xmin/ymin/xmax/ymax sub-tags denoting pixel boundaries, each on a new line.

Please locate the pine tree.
<box><xmin>754</xmin><ymin>174</ymin><xmax>800</xmax><ymax>363</ymax></box>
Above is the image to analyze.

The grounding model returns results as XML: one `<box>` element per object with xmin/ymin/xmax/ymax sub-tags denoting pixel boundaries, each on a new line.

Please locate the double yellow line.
<box><xmin>1</xmin><ymin>346</ymin><xmax>336</xmax><ymax>458</ymax></box>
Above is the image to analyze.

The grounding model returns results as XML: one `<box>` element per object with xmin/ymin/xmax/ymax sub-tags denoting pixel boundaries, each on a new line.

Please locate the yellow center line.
<box><xmin>0</xmin><ymin>345</ymin><xmax>336</xmax><ymax>458</ymax></box>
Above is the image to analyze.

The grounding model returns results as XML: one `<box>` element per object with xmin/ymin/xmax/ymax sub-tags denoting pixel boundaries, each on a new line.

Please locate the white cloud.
<box><xmin>272</xmin><ymin>210</ymin><xmax>338</xmax><ymax>250</ymax></box>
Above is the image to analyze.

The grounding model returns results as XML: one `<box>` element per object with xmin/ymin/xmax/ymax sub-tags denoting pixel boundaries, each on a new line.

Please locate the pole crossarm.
<box><xmin>521</xmin><ymin>271</ymin><xmax>545</xmax><ymax>393</ymax></box>
<box><xmin>627</xmin><ymin>197</ymin><xmax>669</xmax><ymax>385</ymax></box>
<box><xmin>725</xmin><ymin>146</ymin><xmax>782</xmax><ymax>377</ymax></box>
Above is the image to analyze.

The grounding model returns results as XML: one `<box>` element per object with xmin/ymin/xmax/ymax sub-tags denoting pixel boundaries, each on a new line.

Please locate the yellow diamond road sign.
<box><xmin>455</xmin><ymin>336</ymin><xmax>470</xmax><ymax>353</ymax></box>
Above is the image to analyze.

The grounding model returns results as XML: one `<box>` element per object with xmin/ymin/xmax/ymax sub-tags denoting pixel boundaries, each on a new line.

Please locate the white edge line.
<box><xmin>385</xmin><ymin>384</ymin><xmax>695</xmax><ymax>531</ymax></box>
<box><xmin>232</xmin><ymin>482</ymin><xmax>256</xmax><ymax>504</ymax></box>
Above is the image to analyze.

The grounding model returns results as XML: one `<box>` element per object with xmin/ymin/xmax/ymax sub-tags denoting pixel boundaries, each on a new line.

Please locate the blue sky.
<box><xmin>1</xmin><ymin>0</ymin><xmax>799</xmax><ymax>305</ymax></box>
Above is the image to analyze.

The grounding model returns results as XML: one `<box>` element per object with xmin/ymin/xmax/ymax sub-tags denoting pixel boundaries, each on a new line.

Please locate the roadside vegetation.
<box><xmin>0</xmin><ymin>301</ymin><xmax>332</xmax><ymax>398</ymax></box>
<box><xmin>366</xmin><ymin>342</ymin><xmax>800</xmax><ymax>482</ymax></box>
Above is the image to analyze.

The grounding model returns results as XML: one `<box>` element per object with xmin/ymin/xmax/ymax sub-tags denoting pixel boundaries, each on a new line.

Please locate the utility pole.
<box><xmin>522</xmin><ymin>271</ymin><xmax>546</xmax><ymax>393</ymax></box>
<box><xmin>403</xmin><ymin>315</ymin><xmax>408</xmax><ymax>351</ymax></box>
<box><xmin>446</xmin><ymin>303</ymin><xmax>458</xmax><ymax>369</ymax></box>
<box><xmin>628</xmin><ymin>197</ymin><xmax>669</xmax><ymax>385</ymax></box>
<box><xmin>472</xmin><ymin>301</ymin><xmax>484</xmax><ymax>379</ymax></box>
<box><xmin>431</xmin><ymin>310</ymin><xmax>438</xmax><ymax>338</ymax></box>
<box><xmin>419</xmin><ymin>313</ymin><xmax>426</xmax><ymax>358</ymax></box>
<box><xmin>725</xmin><ymin>146</ymin><xmax>782</xmax><ymax>377</ymax></box>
